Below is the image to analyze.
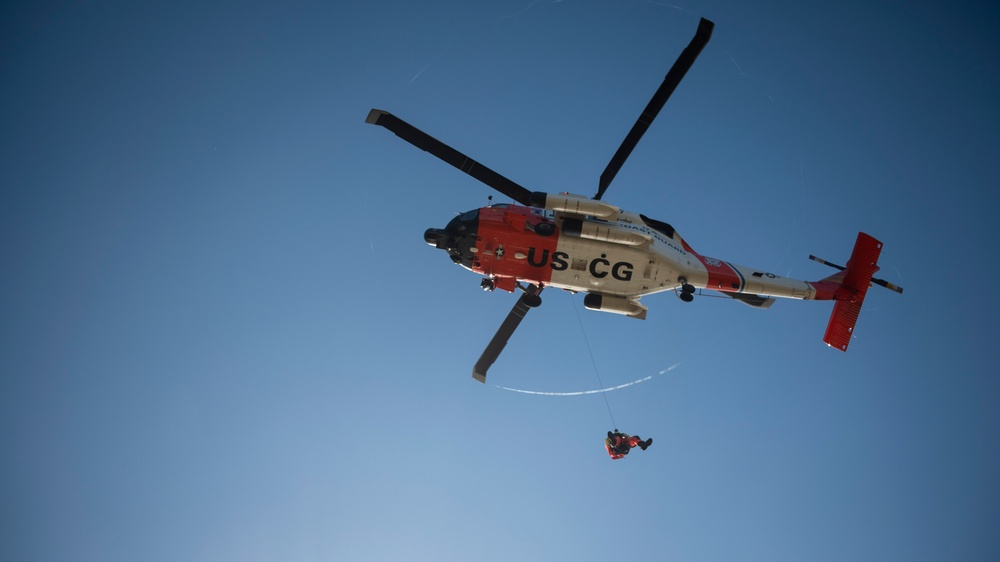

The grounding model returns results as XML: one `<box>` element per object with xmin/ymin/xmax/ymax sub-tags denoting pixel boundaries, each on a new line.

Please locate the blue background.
<box><xmin>3</xmin><ymin>1</ymin><xmax>998</xmax><ymax>560</ymax></box>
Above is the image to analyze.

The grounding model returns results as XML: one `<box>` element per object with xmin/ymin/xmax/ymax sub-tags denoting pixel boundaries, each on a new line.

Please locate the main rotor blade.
<box><xmin>366</xmin><ymin>109</ymin><xmax>533</xmax><ymax>206</ymax></box>
<box><xmin>595</xmin><ymin>17</ymin><xmax>714</xmax><ymax>200</ymax></box>
<box><xmin>472</xmin><ymin>284</ymin><xmax>542</xmax><ymax>383</ymax></box>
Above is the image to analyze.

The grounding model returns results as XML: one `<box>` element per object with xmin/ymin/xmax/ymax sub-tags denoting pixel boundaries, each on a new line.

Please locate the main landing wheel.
<box><xmin>534</xmin><ymin>222</ymin><xmax>554</xmax><ymax>236</ymax></box>
<box><xmin>678</xmin><ymin>278</ymin><xmax>695</xmax><ymax>302</ymax></box>
<box><xmin>523</xmin><ymin>294</ymin><xmax>542</xmax><ymax>308</ymax></box>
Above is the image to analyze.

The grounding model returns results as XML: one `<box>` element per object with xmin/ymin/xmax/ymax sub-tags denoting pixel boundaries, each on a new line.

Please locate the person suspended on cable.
<box><xmin>605</xmin><ymin>430</ymin><xmax>652</xmax><ymax>460</ymax></box>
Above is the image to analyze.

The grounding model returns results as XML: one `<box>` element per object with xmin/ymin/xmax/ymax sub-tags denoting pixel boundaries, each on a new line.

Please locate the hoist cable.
<box><xmin>570</xmin><ymin>294</ymin><xmax>617</xmax><ymax>429</ymax></box>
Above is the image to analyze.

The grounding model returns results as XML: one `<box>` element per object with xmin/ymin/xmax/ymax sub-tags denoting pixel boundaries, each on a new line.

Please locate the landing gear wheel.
<box><xmin>523</xmin><ymin>294</ymin><xmax>542</xmax><ymax>308</ymax></box>
<box><xmin>534</xmin><ymin>222</ymin><xmax>554</xmax><ymax>236</ymax></box>
<box><xmin>678</xmin><ymin>280</ymin><xmax>695</xmax><ymax>301</ymax></box>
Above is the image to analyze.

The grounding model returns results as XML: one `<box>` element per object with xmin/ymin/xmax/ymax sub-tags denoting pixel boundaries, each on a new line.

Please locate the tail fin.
<box><xmin>820</xmin><ymin>233</ymin><xmax>883</xmax><ymax>351</ymax></box>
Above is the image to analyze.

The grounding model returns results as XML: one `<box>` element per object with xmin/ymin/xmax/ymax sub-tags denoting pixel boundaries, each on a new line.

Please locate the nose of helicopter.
<box><xmin>424</xmin><ymin>209</ymin><xmax>480</xmax><ymax>269</ymax></box>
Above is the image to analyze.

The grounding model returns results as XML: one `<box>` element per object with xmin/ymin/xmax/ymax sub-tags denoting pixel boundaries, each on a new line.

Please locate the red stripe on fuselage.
<box><xmin>472</xmin><ymin>205</ymin><xmax>559</xmax><ymax>290</ymax></box>
<box><xmin>678</xmin><ymin>238</ymin><xmax>744</xmax><ymax>292</ymax></box>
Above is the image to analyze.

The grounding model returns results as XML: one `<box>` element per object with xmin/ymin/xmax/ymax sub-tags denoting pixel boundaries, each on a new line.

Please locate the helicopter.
<box><xmin>366</xmin><ymin>18</ymin><xmax>902</xmax><ymax>383</ymax></box>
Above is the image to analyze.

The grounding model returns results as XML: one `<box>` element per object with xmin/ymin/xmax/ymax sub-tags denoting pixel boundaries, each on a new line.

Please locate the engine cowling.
<box><xmin>562</xmin><ymin>218</ymin><xmax>650</xmax><ymax>246</ymax></box>
<box><xmin>529</xmin><ymin>192</ymin><xmax>619</xmax><ymax>220</ymax></box>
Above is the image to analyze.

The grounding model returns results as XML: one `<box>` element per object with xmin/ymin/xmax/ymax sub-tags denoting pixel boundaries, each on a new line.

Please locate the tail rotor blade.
<box><xmin>366</xmin><ymin>109</ymin><xmax>534</xmax><ymax>206</ymax></box>
<box><xmin>809</xmin><ymin>254</ymin><xmax>845</xmax><ymax>270</ymax></box>
<box><xmin>810</xmin><ymin>254</ymin><xmax>903</xmax><ymax>293</ymax></box>
<box><xmin>596</xmin><ymin>18</ymin><xmax>714</xmax><ymax>200</ymax></box>
<box><xmin>472</xmin><ymin>285</ymin><xmax>542</xmax><ymax>383</ymax></box>
<box><xmin>872</xmin><ymin>277</ymin><xmax>904</xmax><ymax>294</ymax></box>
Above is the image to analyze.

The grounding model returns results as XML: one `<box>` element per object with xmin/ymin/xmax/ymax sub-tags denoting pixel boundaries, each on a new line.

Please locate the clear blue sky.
<box><xmin>2</xmin><ymin>1</ymin><xmax>998</xmax><ymax>560</ymax></box>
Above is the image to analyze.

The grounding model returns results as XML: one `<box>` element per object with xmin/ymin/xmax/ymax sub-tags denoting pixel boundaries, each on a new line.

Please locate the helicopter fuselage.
<box><xmin>425</xmin><ymin>199</ymin><xmax>821</xmax><ymax>319</ymax></box>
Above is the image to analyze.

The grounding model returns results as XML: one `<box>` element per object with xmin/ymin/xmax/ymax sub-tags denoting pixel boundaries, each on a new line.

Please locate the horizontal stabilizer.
<box><xmin>825</xmin><ymin>300</ymin><xmax>862</xmax><ymax>351</ymax></box>
<box><xmin>823</xmin><ymin>233</ymin><xmax>882</xmax><ymax>351</ymax></box>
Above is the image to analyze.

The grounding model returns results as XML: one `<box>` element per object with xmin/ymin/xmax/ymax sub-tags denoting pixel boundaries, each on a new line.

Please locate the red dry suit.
<box><xmin>604</xmin><ymin>431</ymin><xmax>652</xmax><ymax>460</ymax></box>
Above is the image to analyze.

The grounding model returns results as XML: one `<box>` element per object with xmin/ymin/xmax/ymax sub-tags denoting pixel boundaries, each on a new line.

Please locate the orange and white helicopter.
<box><xmin>366</xmin><ymin>18</ymin><xmax>902</xmax><ymax>383</ymax></box>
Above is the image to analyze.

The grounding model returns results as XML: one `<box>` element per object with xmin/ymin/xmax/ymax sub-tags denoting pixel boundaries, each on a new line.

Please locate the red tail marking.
<box><xmin>823</xmin><ymin>233</ymin><xmax>882</xmax><ymax>351</ymax></box>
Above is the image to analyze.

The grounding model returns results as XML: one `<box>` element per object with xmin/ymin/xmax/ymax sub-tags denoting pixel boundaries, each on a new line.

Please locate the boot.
<box><xmin>639</xmin><ymin>438</ymin><xmax>652</xmax><ymax>450</ymax></box>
